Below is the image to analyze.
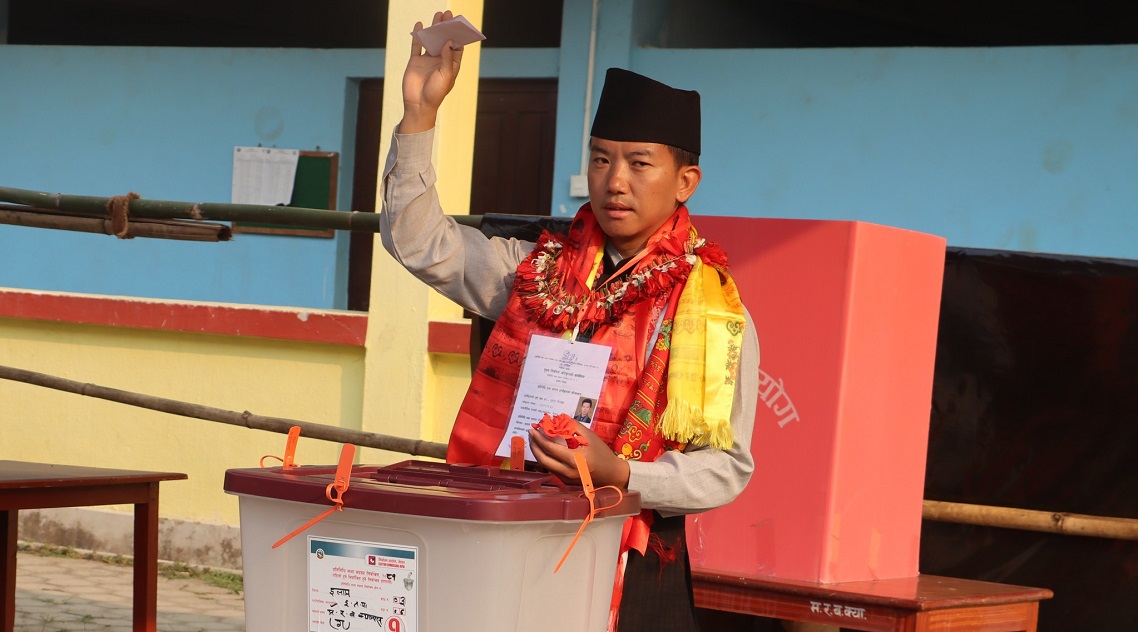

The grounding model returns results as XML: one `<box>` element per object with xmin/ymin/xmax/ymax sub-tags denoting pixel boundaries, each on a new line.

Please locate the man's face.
<box><xmin>580</xmin><ymin>401</ymin><xmax>592</xmax><ymax>415</ymax></box>
<box><xmin>587</xmin><ymin>138</ymin><xmax>701</xmax><ymax>258</ymax></box>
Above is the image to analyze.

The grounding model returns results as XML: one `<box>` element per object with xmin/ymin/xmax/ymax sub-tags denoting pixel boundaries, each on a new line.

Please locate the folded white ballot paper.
<box><xmin>413</xmin><ymin>15</ymin><xmax>486</xmax><ymax>56</ymax></box>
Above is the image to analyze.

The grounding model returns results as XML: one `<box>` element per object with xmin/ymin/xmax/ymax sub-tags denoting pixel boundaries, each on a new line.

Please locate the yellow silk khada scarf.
<box><xmin>611</xmin><ymin>223</ymin><xmax>746</xmax><ymax>462</ymax></box>
<box><xmin>657</xmin><ymin>255</ymin><xmax>746</xmax><ymax>449</ymax></box>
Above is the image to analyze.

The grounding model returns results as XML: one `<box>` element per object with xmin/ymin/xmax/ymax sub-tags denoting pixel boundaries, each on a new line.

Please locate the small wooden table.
<box><xmin>694</xmin><ymin>570</ymin><xmax>1053</xmax><ymax>631</ymax></box>
<box><xmin>0</xmin><ymin>461</ymin><xmax>186</xmax><ymax>632</ymax></box>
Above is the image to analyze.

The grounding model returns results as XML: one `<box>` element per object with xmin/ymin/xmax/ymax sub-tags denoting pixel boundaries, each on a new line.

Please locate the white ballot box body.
<box><xmin>226</xmin><ymin>460</ymin><xmax>639</xmax><ymax>632</ymax></box>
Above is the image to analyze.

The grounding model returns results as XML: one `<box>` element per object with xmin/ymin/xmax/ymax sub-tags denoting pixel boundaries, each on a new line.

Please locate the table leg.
<box><xmin>133</xmin><ymin>483</ymin><xmax>160</xmax><ymax>632</ymax></box>
<box><xmin>1</xmin><ymin>510</ymin><xmax>16</xmax><ymax>632</ymax></box>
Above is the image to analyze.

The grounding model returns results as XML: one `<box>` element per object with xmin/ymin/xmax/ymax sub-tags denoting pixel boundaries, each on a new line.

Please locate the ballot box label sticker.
<box><xmin>308</xmin><ymin>536</ymin><xmax>417</xmax><ymax>631</ymax></box>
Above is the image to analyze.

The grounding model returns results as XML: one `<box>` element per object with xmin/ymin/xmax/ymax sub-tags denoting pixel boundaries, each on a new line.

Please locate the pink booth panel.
<box><xmin>687</xmin><ymin>218</ymin><xmax>946</xmax><ymax>584</ymax></box>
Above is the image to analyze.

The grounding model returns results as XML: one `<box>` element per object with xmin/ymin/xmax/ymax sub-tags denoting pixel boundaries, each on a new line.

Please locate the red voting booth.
<box><xmin>687</xmin><ymin>218</ymin><xmax>946</xmax><ymax>583</ymax></box>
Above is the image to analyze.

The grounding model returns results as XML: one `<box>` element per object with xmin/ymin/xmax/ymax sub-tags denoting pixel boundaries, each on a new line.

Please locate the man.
<box><xmin>381</xmin><ymin>11</ymin><xmax>759</xmax><ymax>631</ymax></box>
<box><xmin>574</xmin><ymin>398</ymin><xmax>595</xmax><ymax>423</ymax></box>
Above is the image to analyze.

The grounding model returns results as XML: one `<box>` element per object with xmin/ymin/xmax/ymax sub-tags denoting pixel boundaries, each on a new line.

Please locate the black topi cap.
<box><xmin>590</xmin><ymin>68</ymin><xmax>701</xmax><ymax>155</ymax></box>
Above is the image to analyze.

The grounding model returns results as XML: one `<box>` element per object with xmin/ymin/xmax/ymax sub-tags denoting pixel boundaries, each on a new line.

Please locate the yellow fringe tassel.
<box><xmin>660</xmin><ymin>397</ymin><xmax>735</xmax><ymax>450</ymax></box>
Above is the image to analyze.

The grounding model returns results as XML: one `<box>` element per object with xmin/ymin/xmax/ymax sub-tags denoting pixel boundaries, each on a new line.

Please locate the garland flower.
<box><xmin>513</xmin><ymin>228</ymin><xmax>728</xmax><ymax>334</ymax></box>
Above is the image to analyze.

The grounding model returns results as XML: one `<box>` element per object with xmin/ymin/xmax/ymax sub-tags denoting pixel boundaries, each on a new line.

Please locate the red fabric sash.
<box><xmin>447</xmin><ymin>204</ymin><xmax>707</xmax><ymax>464</ymax></box>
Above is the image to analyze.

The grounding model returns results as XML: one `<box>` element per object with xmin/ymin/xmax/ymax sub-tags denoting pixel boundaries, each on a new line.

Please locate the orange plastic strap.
<box><xmin>259</xmin><ymin>425</ymin><xmax>302</xmax><ymax>470</ymax></box>
<box><xmin>510</xmin><ymin>436</ymin><xmax>525</xmax><ymax>471</ymax></box>
<box><xmin>554</xmin><ymin>452</ymin><xmax>623</xmax><ymax>573</ymax></box>
<box><xmin>575</xmin><ymin>451</ymin><xmax>595</xmax><ymax>497</ymax></box>
<box><xmin>272</xmin><ymin>443</ymin><xmax>356</xmax><ymax>549</ymax></box>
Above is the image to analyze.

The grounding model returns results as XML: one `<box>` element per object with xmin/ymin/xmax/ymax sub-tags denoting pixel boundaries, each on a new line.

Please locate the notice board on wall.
<box><xmin>233</xmin><ymin>150</ymin><xmax>338</xmax><ymax>238</ymax></box>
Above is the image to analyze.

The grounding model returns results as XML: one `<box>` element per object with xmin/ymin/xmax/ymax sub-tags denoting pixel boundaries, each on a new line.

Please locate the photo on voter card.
<box><xmin>571</xmin><ymin>395</ymin><xmax>598</xmax><ymax>424</ymax></box>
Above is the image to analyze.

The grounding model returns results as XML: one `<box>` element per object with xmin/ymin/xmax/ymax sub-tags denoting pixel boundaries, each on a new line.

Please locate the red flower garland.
<box><xmin>513</xmin><ymin>229</ymin><xmax>727</xmax><ymax>334</ymax></box>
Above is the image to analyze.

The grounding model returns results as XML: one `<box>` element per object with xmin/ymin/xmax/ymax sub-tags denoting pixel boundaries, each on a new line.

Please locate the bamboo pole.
<box><xmin>0</xmin><ymin>186</ymin><xmax>483</xmax><ymax>232</ymax></box>
<box><xmin>0</xmin><ymin>206</ymin><xmax>232</xmax><ymax>241</ymax></box>
<box><xmin>923</xmin><ymin>499</ymin><xmax>1138</xmax><ymax>541</ymax></box>
<box><xmin>5</xmin><ymin>362</ymin><xmax>1137</xmax><ymax>540</ymax></box>
<box><xmin>0</xmin><ymin>364</ymin><xmax>447</xmax><ymax>461</ymax></box>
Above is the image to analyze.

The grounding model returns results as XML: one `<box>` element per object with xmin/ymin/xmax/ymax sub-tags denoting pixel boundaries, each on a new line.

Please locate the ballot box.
<box><xmin>226</xmin><ymin>460</ymin><xmax>640</xmax><ymax>631</ymax></box>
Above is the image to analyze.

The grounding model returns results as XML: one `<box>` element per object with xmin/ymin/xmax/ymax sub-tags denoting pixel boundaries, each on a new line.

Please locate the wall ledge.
<box><xmin>427</xmin><ymin>320</ymin><xmax>471</xmax><ymax>355</ymax></box>
<box><xmin>0</xmin><ymin>288</ymin><xmax>367</xmax><ymax>346</ymax></box>
<box><xmin>0</xmin><ymin>288</ymin><xmax>479</xmax><ymax>352</ymax></box>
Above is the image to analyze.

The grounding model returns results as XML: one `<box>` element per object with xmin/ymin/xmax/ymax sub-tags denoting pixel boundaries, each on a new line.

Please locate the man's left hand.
<box><xmin>528</xmin><ymin>422</ymin><xmax>630</xmax><ymax>489</ymax></box>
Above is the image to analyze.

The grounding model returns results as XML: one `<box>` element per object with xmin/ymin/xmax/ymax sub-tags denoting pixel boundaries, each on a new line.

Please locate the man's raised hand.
<box><xmin>400</xmin><ymin>11</ymin><xmax>466</xmax><ymax>134</ymax></box>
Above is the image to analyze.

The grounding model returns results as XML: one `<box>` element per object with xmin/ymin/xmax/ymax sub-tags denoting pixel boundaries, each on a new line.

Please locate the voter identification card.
<box><xmin>412</xmin><ymin>15</ymin><xmax>486</xmax><ymax>56</ymax></box>
<box><xmin>495</xmin><ymin>333</ymin><xmax>608</xmax><ymax>461</ymax></box>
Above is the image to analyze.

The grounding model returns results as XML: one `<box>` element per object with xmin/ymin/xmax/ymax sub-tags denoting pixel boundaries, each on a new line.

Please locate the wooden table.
<box><xmin>0</xmin><ymin>461</ymin><xmax>186</xmax><ymax>632</ymax></box>
<box><xmin>694</xmin><ymin>570</ymin><xmax>1053</xmax><ymax>631</ymax></box>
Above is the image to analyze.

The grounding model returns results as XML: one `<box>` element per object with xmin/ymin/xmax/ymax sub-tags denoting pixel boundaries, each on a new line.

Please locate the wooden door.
<box><xmin>347</xmin><ymin>78</ymin><xmax>383</xmax><ymax>311</ymax></box>
<box><xmin>470</xmin><ymin>78</ymin><xmax>558</xmax><ymax>216</ymax></box>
